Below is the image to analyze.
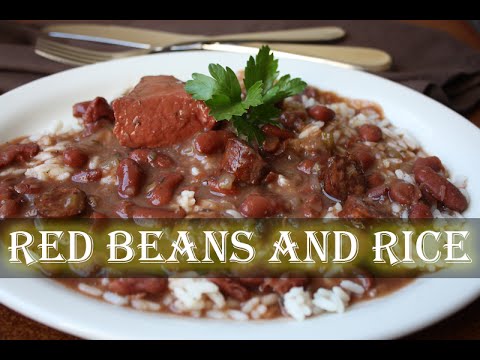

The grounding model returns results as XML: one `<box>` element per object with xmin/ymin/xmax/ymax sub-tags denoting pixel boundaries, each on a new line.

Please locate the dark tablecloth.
<box><xmin>0</xmin><ymin>20</ymin><xmax>479</xmax><ymax>114</ymax></box>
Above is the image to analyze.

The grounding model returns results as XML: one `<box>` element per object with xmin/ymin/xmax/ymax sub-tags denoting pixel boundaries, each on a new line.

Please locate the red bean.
<box><xmin>14</xmin><ymin>178</ymin><xmax>43</xmax><ymax>194</ymax></box>
<box><xmin>367</xmin><ymin>173</ymin><xmax>385</xmax><ymax>188</ymax></box>
<box><xmin>389</xmin><ymin>181</ymin><xmax>421</xmax><ymax>205</ymax></box>
<box><xmin>117</xmin><ymin>159</ymin><xmax>143</xmax><ymax>199</ymax></box>
<box><xmin>409</xmin><ymin>202</ymin><xmax>432</xmax><ymax>219</ymax></box>
<box><xmin>108</xmin><ymin>278</ymin><xmax>168</xmax><ymax>296</ymax></box>
<box><xmin>91</xmin><ymin>212</ymin><xmax>108</xmax><ymax>219</ymax></box>
<box><xmin>357</xmin><ymin>124</ymin><xmax>382</xmax><ymax>142</ymax></box>
<box><xmin>240</xmin><ymin>194</ymin><xmax>277</xmax><ymax>218</ymax></box>
<box><xmin>82</xmin><ymin>97</ymin><xmax>114</xmax><ymax>123</ymax></box>
<box><xmin>262</xmin><ymin>136</ymin><xmax>280</xmax><ymax>153</ymax></box>
<box><xmin>262</xmin><ymin>172</ymin><xmax>279</xmax><ymax>184</ymax></box>
<box><xmin>261</xmin><ymin>124</ymin><xmax>294</xmax><ymax>140</ymax></box>
<box><xmin>129</xmin><ymin>149</ymin><xmax>175</xmax><ymax>168</ymax></box>
<box><xmin>297</xmin><ymin>159</ymin><xmax>315</xmax><ymax>174</ymax></box>
<box><xmin>367</xmin><ymin>185</ymin><xmax>389</xmax><ymax>199</ymax></box>
<box><xmin>348</xmin><ymin>143</ymin><xmax>376</xmax><ymax>171</ymax></box>
<box><xmin>303</xmin><ymin>86</ymin><xmax>318</xmax><ymax>99</ymax></box>
<box><xmin>0</xmin><ymin>185</ymin><xmax>15</xmax><ymax>200</ymax></box>
<box><xmin>72</xmin><ymin>101</ymin><xmax>91</xmax><ymax>118</ymax></box>
<box><xmin>63</xmin><ymin>148</ymin><xmax>88</xmax><ymax>168</ymax></box>
<box><xmin>147</xmin><ymin>174</ymin><xmax>184</xmax><ymax>206</ymax></box>
<box><xmin>302</xmin><ymin>194</ymin><xmax>324</xmax><ymax>217</ymax></box>
<box><xmin>0</xmin><ymin>199</ymin><xmax>20</xmax><ymax>219</ymax></box>
<box><xmin>279</xmin><ymin>110</ymin><xmax>308</xmax><ymax>131</ymax></box>
<box><xmin>194</xmin><ymin>130</ymin><xmax>234</xmax><ymax>154</ymax></box>
<box><xmin>414</xmin><ymin>166</ymin><xmax>467</xmax><ymax>212</ymax></box>
<box><xmin>413</xmin><ymin>156</ymin><xmax>444</xmax><ymax>173</ymax></box>
<box><xmin>210</xmin><ymin>278</ymin><xmax>250</xmax><ymax>301</ymax></box>
<box><xmin>307</xmin><ymin>105</ymin><xmax>336</xmax><ymax>122</ymax></box>
<box><xmin>419</xmin><ymin>183</ymin><xmax>438</xmax><ymax>205</ymax></box>
<box><xmin>71</xmin><ymin>169</ymin><xmax>103</xmax><ymax>183</ymax></box>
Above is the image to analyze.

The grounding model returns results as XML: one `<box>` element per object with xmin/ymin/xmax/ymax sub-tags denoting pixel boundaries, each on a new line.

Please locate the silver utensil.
<box><xmin>42</xmin><ymin>24</ymin><xmax>347</xmax><ymax>49</ymax></box>
<box><xmin>35</xmin><ymin>37</ymin><xmax>392</xmax><ymax>72</ymax></box>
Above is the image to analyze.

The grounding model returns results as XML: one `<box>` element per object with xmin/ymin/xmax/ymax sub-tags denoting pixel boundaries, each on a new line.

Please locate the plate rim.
<box><xmin>0</xmin><ymin>50</ymin><xmax>479</xmax><ymax>339</ymax></box>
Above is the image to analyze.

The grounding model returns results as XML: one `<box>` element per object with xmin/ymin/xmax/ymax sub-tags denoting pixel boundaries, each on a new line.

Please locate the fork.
<box><xmin>35</xmin><ymin>37</ymin><xmax>392</xmax><ymax>72</ymax></box>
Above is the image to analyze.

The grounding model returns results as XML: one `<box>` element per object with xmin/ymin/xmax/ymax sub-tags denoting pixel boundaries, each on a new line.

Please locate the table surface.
<box><xmin>1</xmin><ymin>20</ymin><xmax>480</xmax><ymax>340</ymax></box>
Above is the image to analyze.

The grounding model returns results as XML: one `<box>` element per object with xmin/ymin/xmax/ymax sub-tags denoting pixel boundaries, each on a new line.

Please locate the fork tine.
<box><xmin>36</xmin><ymin>38</ymin><xmax>111</xmax><ymax>63</ymax></box>
<box><xmin>35</xmin><ymin>48</ymin><xmax>90</xmax><ymax>66</ymax></box>
<box><xmin>35</xmin><ymin>37</ymin><xmax>150</xmax><ymax>66</ymax></box>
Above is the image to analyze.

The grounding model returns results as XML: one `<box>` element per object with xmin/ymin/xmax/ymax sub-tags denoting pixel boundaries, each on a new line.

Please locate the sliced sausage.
<box><xmin>117</xmin><ymin>159</ymin><xmax>143</xmax><ymax>199</ymax></box>
<box><xmin>338</xmin><ymin>196</ymin><xmax>381</xmax><ymax>219</ymax></box>
<box><xmin>35</xmin><ymin>187</ymin><xmax>87</xmax><ymax>218</ymax></box>
<box><xmin>129</xmin><ymin>149</ymin><xmax>175</xmax><ymax>169</ymax></box>
<box><xmin>367</xmin><ymin>173</ymin><xmax>385</xmax><ymax>188</ymax></box>
<box><xmin>147</xmin><ymin>174</ymin><xmax>184</xmax><ymax>206</ymax></box>
<box><xmin>115</xmin><ymin>201</ymin><xmax>186</xmax><ymax>219</ymax></box>
<box><xmin>348</xmin><ymin>143</ymin><xmax>375</xmax><ymax>171</ymax></box>
<box><xmin>14</xmin><ymin>178</ymin><xmax>43</xmax><ymax>195</ymax></box>
<box><xmin>322</xmin><ymin>155</ymin><xmax>366</xmax><ymax>201</ymax></box>
<box><xmin>302</xmin><ymin>194</ymin><xmax>324</xmax><ymax>218</ymax></box>
<box><xmin>414</xmin><ymin>166</ymin><xmax>467</xmax><ymax>212</ymax></box>
<box><xmin>357</xmin><ymin>124</ymin><xmax>382</xmax><ymax>142</ymax></box>
<box><xmin>262</xmin><ymin>278</ymin><xmax>309</xmax><ymax>295</ymax></box>
<box><xmin>207</xmin><ymin>175</ymin><xmax>238</xmax><ymax>195</ymax></box>
<box><xmin>0</xmin><ymin>199</ymin><xmax>20</xmax><ymax>219</ymax></box>
<box><xmin>409</xmin><ymin>202</ymin><xmax>432</xmax><ymax>219</ymax></box>
<box><xmin>193</xmin><ymin>130</ymin><xmax>234</xmax><ymax>154</ymax></box>
<box><xmin>71</xmin><ymin>169</ymin><xmax>103</xmax><ymax>183</ymax></box>
<box><xmin>222</xmin><ymin>138</ymin><xmax>266</xmax><ymax>185</ymax></box>
<box><xmin>108</xmin><ymin>278</ymin><xmax>167</xmax><ymax>296</ymax></box>
<box><xmin>210</xmin><ymin>278</ymin><xmax>251</xmax><ymax>301</ymax></box>
<box><xmin>0</xmin><ymin>143</ymin><xmax>39</xmax><ymax>169</ymax></box>
<box><xmin>63</xmin><ymin>148</ymin><xmax>88</xmax><ymax>168</ymax></box>
<box><xmin>389</xmin><ymin>180</ymin><xmax>421</xmax><ymax>205</ymax></box>
<box><xmin>307</xmin><ymin>105</ymin><xmax>335</xmax><ymax>122</ymax></box>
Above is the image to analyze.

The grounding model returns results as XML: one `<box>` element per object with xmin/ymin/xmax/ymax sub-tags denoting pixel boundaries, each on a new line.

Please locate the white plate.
<box><xmin>0</xmin><ymin>51</ymin><xmax>479</xmax><ymax>339</ymax></box>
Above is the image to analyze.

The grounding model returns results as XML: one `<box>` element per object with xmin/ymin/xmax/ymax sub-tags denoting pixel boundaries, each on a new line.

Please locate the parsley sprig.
<box><xmin>185</xmin><ymin>46</ymin><xmax>307</xmax><ymax>143</ymax></box>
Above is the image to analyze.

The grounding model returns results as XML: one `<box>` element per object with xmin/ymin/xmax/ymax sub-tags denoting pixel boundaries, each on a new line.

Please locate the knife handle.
<box><xmin>204</xmin><ymin>27</ymin><xmax>345</xmax><ymax>42</ymax></box>
<box><xmin>243</xmin><ymin>42</ymin><xmax>392</xmax><ymax>72</ymax></box>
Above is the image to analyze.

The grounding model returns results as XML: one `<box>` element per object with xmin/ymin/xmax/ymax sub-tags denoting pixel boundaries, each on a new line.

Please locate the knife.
<box><xmin>42</xmin><ymin>24</ymin><xmax>346</xmax><ymax>50</ymax></box>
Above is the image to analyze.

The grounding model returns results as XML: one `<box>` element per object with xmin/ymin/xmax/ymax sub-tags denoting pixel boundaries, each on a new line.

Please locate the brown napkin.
<box><xmin>1</xmin><ymin>20</ymin><xmax>479</xmax><ymax>114</ymax></box>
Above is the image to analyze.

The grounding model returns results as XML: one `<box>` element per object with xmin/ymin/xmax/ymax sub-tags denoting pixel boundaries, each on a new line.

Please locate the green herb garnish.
<box><xmin>185</xmin><ymin>46</ymin><xmax>307</xmax><ymax>144</ymax></box>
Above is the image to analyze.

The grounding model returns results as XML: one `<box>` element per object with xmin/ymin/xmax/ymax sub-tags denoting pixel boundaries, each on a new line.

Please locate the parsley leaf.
<box><xmin>185</xmin><ymin>45</ymin><xmax>307</xmax><ymax>144</ymax></box>
<box><xmin>244</xmin><ymin>45</ymin><xmax>278</xmax><ymax>92</ymax></box>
